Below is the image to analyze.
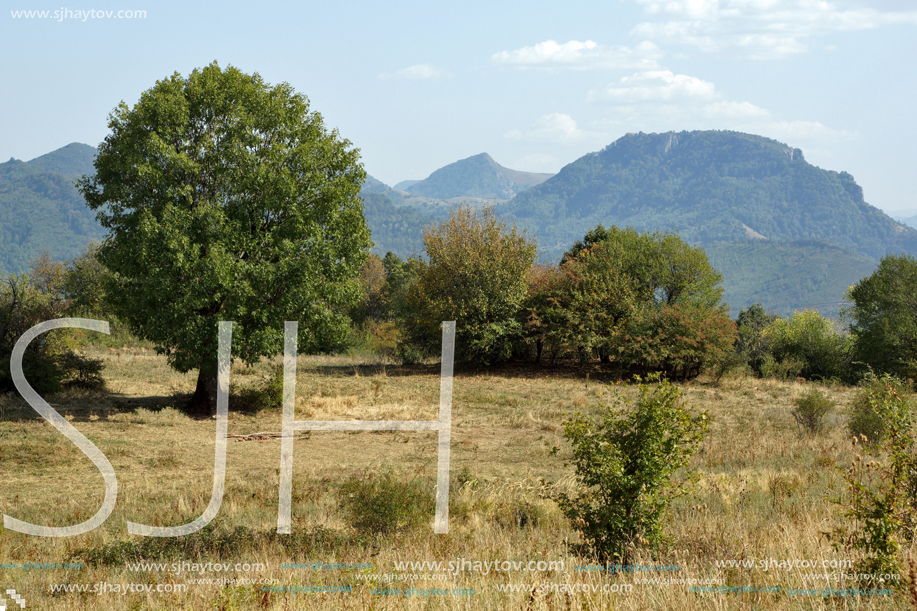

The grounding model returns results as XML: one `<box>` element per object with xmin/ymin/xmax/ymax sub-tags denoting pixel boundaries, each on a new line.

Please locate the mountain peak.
<box><xmin>26</xmin><ymin>142</ymin><xmax>97</xmax><ymax>179</ymax></box>
<box><xmin>500</xmin><ymin>129</ymin><xmax>912</xmax><ymax>262</ymax></box>
<box><xmin>404</xmin><ymin>153</ymin><xmax>553</xmax><ymax>200</ymax></box>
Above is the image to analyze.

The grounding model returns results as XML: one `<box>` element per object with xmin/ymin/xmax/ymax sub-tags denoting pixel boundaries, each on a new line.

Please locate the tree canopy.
<box><xmin>404</xmin><ymin>207</ymin><xmax>537</xmax><ymax>364</ymax></box>
<box><xmin>78</xmin><ymin>62</ymin><xmax>371</xmax><ymax>413</ymax></box>
<box><xmin>845</xmin><ymin>254</ymin><xmax>917</xmax><ymax>380</ymax></box>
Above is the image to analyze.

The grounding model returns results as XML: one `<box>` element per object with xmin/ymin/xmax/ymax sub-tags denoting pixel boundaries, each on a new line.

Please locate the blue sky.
<box><xmin>2</xmin><ymin>0</ymin><xmax>915</xmax><ymax>212</ymax></box>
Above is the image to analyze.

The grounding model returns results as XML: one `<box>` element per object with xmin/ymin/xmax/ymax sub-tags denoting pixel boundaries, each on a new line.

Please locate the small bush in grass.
<box><xmin>395</xmin><ymin>342</ymin><xmax>425</xmax><ymax>366</ymax></box>
<box><xmin>758</xmin><ymin>354</ymin><xmax>804</xmax><ymax>381</ymax></box>
<box><xmin>847</xmin><ymin>372</ymin><xmax>912</xmax><ymax>445</ymax></box>
<box><xmin>235</xmin><ymin>365</ymin><xmax>284</xmax><ymax>411</ymax></box>
<box><xmin>792</xmin><ymin>388</ymin><xmax>834</xmax><ymax>435</ymax></box>
<box><xmin>339</xmin><ymin>469</ymin><xmax>432</xmax><ymax>536</ymax></box>
<box><xmin>555</xmin><ymin>377</ymin><xmax>707</xmax><ymax>564</ymax></box>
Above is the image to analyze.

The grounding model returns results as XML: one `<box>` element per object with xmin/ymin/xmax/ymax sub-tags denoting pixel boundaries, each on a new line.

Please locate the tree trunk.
<box><xmin>187</xmin><ymin>366</ymin><xmax>219</xmax><ymax>416</ymax></box>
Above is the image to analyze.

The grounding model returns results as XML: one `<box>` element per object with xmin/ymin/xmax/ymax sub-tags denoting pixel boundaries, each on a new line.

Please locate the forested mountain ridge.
<box><xmin>0</xmin><ymin>143</ymin><xmax>104</xmax><ymax>273</ymax></box>
<box><xmin>704</xmin><ymin>239</ymin><xmax>877</xmax><ymax>317</ymax></box>
<box><xmin>499</xmin><ymin>130</ymin><xmax>917</xmax><ymax>262</ymax></box>
<box><xmin>0</xmin><ymin>136</ymin><xmax>903</xmax><ymax>319</ymax></box>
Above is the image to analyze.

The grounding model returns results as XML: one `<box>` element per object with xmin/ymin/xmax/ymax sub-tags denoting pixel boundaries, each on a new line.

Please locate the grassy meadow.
<box><xmin>0</xmin><ymin>344</ymin><xmax>913</xmax><ymax>610</ymax></box>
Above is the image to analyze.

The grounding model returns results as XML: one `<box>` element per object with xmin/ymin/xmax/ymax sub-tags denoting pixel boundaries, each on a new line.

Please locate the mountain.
<box><xmin>360</xmin><ymin>192</ymin><xmax>433</xmax><ymax>257</ymax></box>
<box><xmin>405</xmin><ymin>153</ymin><xmax>554</xmax><ymax>200</ymax></box>
<box><xmin>394</xmin><ymin>180</ymin><xmax>420</xmax><ymax>191</ymax></box>
<box><xmin>361</xmin><ymin>174</ymin><xmax>393</xmax><ymax>196</ymax></box>
<box><xmin>1</xmin><ymin>137</ymin><xmax>898</xmax><ymax>321</ymax></box>
<box><xmin>24</xmin><ymin>142</ymin><xmax>98</xmax><ymax>179</ymax></box>
<box><xmin>705</xmin><ymin>239</ymin><xmax>877</xmax><ymax>318</ymax></box>
<box><xmin>0</xmin><ymin>144</ymin><xmax>104</xmax><ymax>274</ymax></box>
<box><xmin>499</xmin><ymin>130</ymin><xmax>917</xmax><ymax>263</ymax></box>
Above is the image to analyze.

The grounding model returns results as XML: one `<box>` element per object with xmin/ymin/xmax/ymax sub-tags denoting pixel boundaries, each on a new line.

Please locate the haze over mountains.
<box><xmin>2</xmin><ymin>131</ymin><xmax>911</xmax><ymax>318</ymax></box>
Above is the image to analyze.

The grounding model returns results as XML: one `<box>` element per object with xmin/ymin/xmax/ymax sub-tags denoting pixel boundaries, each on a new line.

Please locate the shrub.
<box><xmin>792</xmin><ymin>388</ymin><xmax>834</xmax><ymax>435</ymax></box>
<box><xmin>338</xmin><ymin>469</ymin><xmax>432</xmax><ymax>535</ymax></box>
<box><xmin>833</xmin><ymin>373</ymin><xmax>917</xmax><ymax>575</ymax></box>
<box><xmin>0</xmin><ymin>274</ymin><xmax>105</xmax><ymax>395</ymax></box>
<box><xmin>764</xmin><ymin>310</ymin><xmax>851</xmax><ymax>381</ymax></box>
<box><xmin>57</xmin><ymin>351</ymin><xmax>106</xmax><ymax>389</ymax></box>
<box><xmin>847</xmin><ymin>373</ymin><xmax>912</xmax><ymax>446</ymax></box>
<box><xmin>610</xmin><ymin>304</ymin><xmax>737</xmax><ymax>380</ymax></box>
<box><xmin>555</xmin><ymin>377</ymin><xmax>707</xmax><ymax>563</ymax></box>
<box><xmin>235</xmin><ymin>365</ymin><xmax>284</xmax><ymax>411</ymax></box>
<box><xmin>395</xmin><ymin>342</ymin><xmax>426</xmax><ymax>366</ymax></box>
<box><xmin>544</xmin><ymin>226</ymin><xmax>731</xmax><ymax>372</ymax></box>
<box><xmin>758</xmin><ymin>354</ymin><xmax>804</xmax><ymax>381</ymax></box>
<box><xmin>735</xmin><ymin>303</ymin><xmax>777</xmax><ymax>374</ymax></box>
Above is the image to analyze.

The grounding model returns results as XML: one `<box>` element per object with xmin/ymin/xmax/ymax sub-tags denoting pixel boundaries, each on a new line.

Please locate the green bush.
<box><xmin>758</xmin><ymin>354</ymin><xmax>804</xmax><ymax>381</ymax></box>
<box><xmin>833</xmin><ymin>373</ymin><xmax>917</xmax><ymax>576</ymax></box>
<box><xmin>395</xmin><ymin>342</ymin><xmax>426</xmax><ymax>366</ymax></box>
<box><xmin>338</xmin><ymin>469</ymin><xmax>432</xmax><ymax>536</ymax></box>
<box><xmin>57</xmin><ymin>351</ymin><xmax>106</xmax><ymax>389</ymax></box>
<box><xmin>792</xmin><ymin>388</ymin><xmax>834</xmax><ymax>435</ymax></box>
<box><xmin>555</xmin><ymin>377</ymin><xmax>707</xmax><ymax>563</ymax></box>
<box><xmin>735</xmin><ymin>303</ymin><xmax>777</xmax><ymax>375</ymax></box>
<box><xmin>0</xmin><ymin>274</ymin><xmax>106</xmax><ymax>395</ymax></box>
<box><xmin>763</xmin><ymin>310</ymin><xmax>851</xmax><ymax>381</ymax></box>
<box><xmin>238</xmin><ymin>366</ymin><xmax>284</xmax><ymax>411</ymax></box>
<box><xmin>845</xmin><ymin>254</ymin><xmax>917</xmax><ymax>381</ymax></box>
<box><xmin>847</xmin><ymin>373</ymin><xmax>912</xmax><ymax>446</ymax></box>
<box><xmin>610</xmin><ymin>304</ymin><xmax>737</xmax><ymax>381</ymax></box>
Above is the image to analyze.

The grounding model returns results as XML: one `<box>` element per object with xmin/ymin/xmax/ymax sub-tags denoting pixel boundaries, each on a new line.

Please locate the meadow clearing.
<box><xmin>0</xmin><ymin>344</ymin><xmax>911</xmax><ymax>610</ymax></box>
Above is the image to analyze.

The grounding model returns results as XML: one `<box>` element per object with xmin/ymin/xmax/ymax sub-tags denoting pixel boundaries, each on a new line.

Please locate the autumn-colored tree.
<box><xmin>403</xmin><ymin>207</ymin><xmax>536</xmax><ymax>364</ymax></box>
<box><xmin>610</xmin><ymin>304</ymin><xmax>737</xmax><ymax>380</ymax></box>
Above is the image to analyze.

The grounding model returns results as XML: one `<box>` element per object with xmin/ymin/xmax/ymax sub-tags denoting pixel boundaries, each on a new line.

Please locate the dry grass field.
<box><xmin>0</xmin><ymin>345</ymin><xmax>913</xmax><ymax>610</ymax></box>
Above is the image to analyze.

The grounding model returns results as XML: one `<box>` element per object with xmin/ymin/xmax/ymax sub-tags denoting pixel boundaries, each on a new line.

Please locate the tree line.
<box><xmin>4</xmin><ymin>62</ymin><xmax>915</xmax><ymax>415</ymax></box>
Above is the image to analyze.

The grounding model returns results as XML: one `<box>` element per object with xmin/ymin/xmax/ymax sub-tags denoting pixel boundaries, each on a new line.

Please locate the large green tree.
<box><xmin>78</xmin><ymin>62</ymin><xmax>370</xmax><ymax>413</ymax></box>
<box><xmin>845</xmin><ymin>254</ymin><xmax>917</xmax><ymax>380</ymax></box>
<box><xmin>543</xmin><ymin>225</ymin><xmax>733</xmax><ymax>377</ymax></box>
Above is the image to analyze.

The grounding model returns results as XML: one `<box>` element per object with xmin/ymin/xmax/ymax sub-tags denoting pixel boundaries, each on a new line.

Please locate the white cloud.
<box><xmin>761</xmin><ymin>119</ymin><xmax>856</xmax><ymax>141</ymax></box>
<box><xmin>379</xmin><ymin>64</ymin><xmax>450</xmax><ymax>80</ymax></box>
<box><xmin>492</xmin><ymin>39</ymin><xmax>663</xmax><ymax>70</ymax></box>
<box><xmin>505</xmin><ymin>113</ymin><xmax>586</xmax><ymax>144</ymax></box>
<box><xmin>586</xmin><ymin>69</ymin><xmax>854</xmax><ymax>149</ymax></box>
<box><xmin>629</xmin><ymin>0</ymin><xmax>917</xmax><ymax>59</ymax></box>
<box><xmin>704</xmin><ymin>100</ymin><xmax>771</xmax><ymax>118</ymax></box>
<box><xmin>590</xmin><ymin>70</ymin><xmax>717</xmax><ymax>103</ymax></box>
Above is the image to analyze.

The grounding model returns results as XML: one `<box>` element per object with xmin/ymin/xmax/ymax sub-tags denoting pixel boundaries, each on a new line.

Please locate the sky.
<box><xmin>2</xmin><ymin>0</ymin><xmax>916</xmax><ymax>213</ymax></box>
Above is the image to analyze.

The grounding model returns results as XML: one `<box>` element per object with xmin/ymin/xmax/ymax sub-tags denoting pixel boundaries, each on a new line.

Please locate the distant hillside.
<box><xmin>501</xmin><ymin>130</ymin><xmax>917</xmax><ymax>263</ymax></box>
<box><xmin>361</xmin><ymin>174</ymin><xmax>393</xmax><ymax>196</ymax></box>
<box><xmin>0</xmin><ymin>144</ymin><xmax>103</xmax><ymax>274</ymax></box>
<box><xmin>705</xmin><ymin>240</ymin><xmax>877</xmax><ymax>318</ymax></box>
<box><xmin>394</xmin><ymin>180</ymin><xmax>419</xmax><ymax>191</ymax></box>
<box><xmin>405</xmin><ymin>153</ymin><xmax>554</xmax><ymax>200</ymax></box>
<box><xmin>24</xmin><ymin>143</ymin><xmax>98</xmax><ymax>179</ymax></box>
<box><xmin>360</xmin><ymin>192</ymin><xmax>435</xmax><ymax>257</ymax></box>
<box><xmin>894</xmin><ymin>214</ymin><xmax>917</xmax><ymax>229</ymax></box>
